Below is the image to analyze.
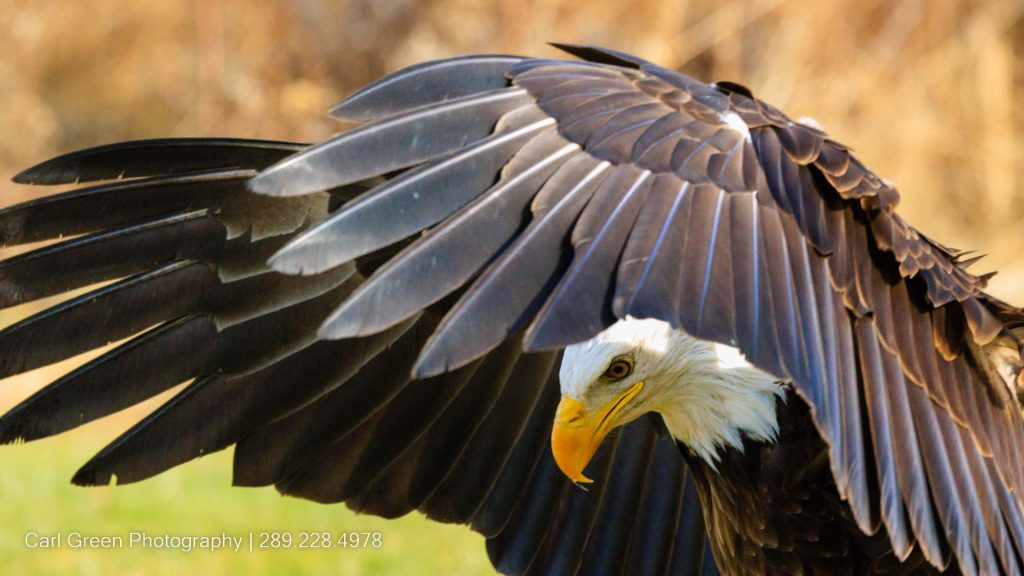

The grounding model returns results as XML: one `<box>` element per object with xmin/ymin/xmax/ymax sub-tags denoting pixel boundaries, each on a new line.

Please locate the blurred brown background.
<box><xmin>0</xmin><ymin>1</ymin><xmax>1021</xmax><ymax>573</ymax></box>
<box><xmin>1</xmin><ymin>0</ymin><xmax>1021</xmax><ymax>302</ymax></box>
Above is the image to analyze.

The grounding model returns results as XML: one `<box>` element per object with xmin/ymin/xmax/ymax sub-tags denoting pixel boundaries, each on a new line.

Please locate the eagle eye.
<box><xmin>602</xmin><ymin>356</ymin><xmax>634</xmax><ymax>381</ymax></box>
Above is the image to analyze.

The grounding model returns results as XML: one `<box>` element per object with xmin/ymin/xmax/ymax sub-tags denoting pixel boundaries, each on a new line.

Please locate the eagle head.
<box><xmin>553</xmin><ymin>318</ymin><xmax>787</xmax><ymax>483</ymax></box>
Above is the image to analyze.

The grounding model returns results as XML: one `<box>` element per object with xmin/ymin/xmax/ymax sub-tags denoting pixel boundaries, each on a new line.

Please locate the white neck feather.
<box><xmin>655</xmin><ymin>341</ymin><xmax>786</xmax><ymax>467</ymax></box>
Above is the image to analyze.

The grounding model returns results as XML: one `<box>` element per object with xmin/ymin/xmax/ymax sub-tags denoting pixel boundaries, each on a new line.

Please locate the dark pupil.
<box><xmin>609</xmin><ymin>362</ymin><xmax>628</xmax><ymax>377</ymax></box>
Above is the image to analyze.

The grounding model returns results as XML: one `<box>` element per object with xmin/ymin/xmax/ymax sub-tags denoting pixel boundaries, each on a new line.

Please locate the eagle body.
<box><xmin>687</xmin><ymin>381</ymin><xmax>1024</xmax><ymax>576</ymax></box>
<box><xmin>684</xmin><ymin>393</ymin><xmax>893</xmax><ymax>575</ymax></box>
<box><xmin>2</xmin><ymin>44</ymin><xmax>1023</xmax><ymax>576</ymax></box>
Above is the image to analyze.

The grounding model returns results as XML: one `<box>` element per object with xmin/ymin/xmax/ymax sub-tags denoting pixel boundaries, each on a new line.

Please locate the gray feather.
<box><xmin>249</xmin><ymin>89</ymin><xmax>533</xmax><ymax>197</ymax></box>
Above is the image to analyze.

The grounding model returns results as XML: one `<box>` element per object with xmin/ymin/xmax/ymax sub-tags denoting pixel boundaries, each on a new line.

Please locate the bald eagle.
<box><xmin>2</xmin><ymin>44</ymin><xmax>1023</xmax><ymax>575</ymax></box>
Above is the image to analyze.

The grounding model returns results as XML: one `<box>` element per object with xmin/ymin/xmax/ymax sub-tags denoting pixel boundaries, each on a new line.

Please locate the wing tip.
<box><xmin>547</xmin><ymin>43</ymin><xmax>647</xmax><ymax>68</ymax></box>
<box><xmin>328</xmin><ymin>97</ymin><xmax>371</xmax><ymax>123</ymax></box>
<box><xmin>267</xmin><ymin>236</ymin><xmax>350</xmax><ymax>277</ymax></box>
<box><xmin>266</xmin><ymin>246</ymin><xmax>305</xmax><ymax>276</ymax></box>
<box><xmin>12</xmin><ymin>162</ymin><xmax>75</xmax><ymax>186</ymax></box>
<box><xmin>245</xmin><ymin>171</ymin><xmax>285</xmax><ymax>196</ymax></box>
<box><xmin>246</xmin><ymin>167</ymin><xmax>323</xmax><ymax>198</ymax></box>
<box><xmin>246</xmin><ymin>156</ymin><xmax>317</xmax><ymax>197</ymax></box>
<box><xmin>410</xmin><ymin>354</ymin><xmax>444</xmax><ymax>380</ymax></box>
<box><xmin>70</xmin><ymin>465</ymin><xmax>105</xmax><ymax>487</ymax></box>
<box><xmin>11</xmin><ymin>170</ymin><xmax>39</xmax><ymax>185</ymax></box>
<box><xmin>316</xmin><ymin>314</ymin><xmax>362</xmax><ymax>342</ymax></box>
<box><xmin>0</xmin><ymin>419</ymin><xmax>26</xmax><ymax>446</ymax></box>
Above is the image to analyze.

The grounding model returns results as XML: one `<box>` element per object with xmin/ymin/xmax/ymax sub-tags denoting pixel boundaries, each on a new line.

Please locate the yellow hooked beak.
<box><xmin>550</xmin><ymin>381</ymin><xmax>645</xmax><ymax>484</ymax></box>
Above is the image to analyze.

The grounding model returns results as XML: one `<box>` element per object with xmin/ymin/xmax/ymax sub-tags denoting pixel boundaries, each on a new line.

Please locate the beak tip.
<box><xmin>551</xmin><ymin>382</ymin><xmax>643</xmax><ymax>486</ymax></box>
<box><xmin>552</xmin><ymin>453</ymin><xmax>593</xmax><ymax>485</ymax></box>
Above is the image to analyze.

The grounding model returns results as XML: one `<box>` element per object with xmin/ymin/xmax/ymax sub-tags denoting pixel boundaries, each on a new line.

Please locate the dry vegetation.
<box><xmin>0</xmin><ymin>0</ymin><xmax>1021</xmax><ymax>573</ymax></box>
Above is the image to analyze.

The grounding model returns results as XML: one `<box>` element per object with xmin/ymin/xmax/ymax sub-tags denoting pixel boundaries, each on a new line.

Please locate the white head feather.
<box><xmin>560</xmin><ymin>317</ymin><xmax>786</xmax><ymax>466</ymax></box>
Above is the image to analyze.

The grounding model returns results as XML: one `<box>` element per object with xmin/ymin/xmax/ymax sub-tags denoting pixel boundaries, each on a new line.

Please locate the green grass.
<box><xmin>0</xmin><ymin>430</ymin><xmax>495</xmax><ymax>575</ymax></box>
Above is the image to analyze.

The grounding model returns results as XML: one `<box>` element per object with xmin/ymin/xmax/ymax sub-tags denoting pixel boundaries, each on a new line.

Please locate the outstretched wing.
<box><xmin>3</xmin><ymin>43</ymin><xmax>1023</xmax><ymax>576</ymax></box>
<box><xmin>0</xmin><ymin>105</ymin><xmax>717</xmax><ymax>576</ymax></box>
<box><xmin>247</xmin><ymin>44</ymin><xmax>1024</xmax><ymax>574</ymax></box>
